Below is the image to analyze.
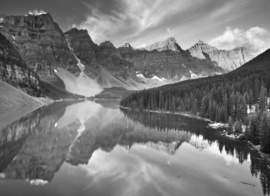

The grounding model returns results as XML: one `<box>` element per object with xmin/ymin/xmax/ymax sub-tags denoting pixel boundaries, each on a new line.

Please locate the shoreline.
<box><xmin>119</xmin><ymin>106</ymin><xmax>270</xmax><ymax>157</ymax></box>
<box><xmin>0</xmin><ymin>98</ymin><xmax>84</xmax><ymax>130</ymax></box>
<box><xmin>119</xmin><ymin>106</ymin><xmax>212</xmax><ymax>122</ymax></box>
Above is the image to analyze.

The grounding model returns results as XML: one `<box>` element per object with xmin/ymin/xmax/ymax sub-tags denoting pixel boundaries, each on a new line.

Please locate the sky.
<box><xmin>1</xmin><ymin>0</ymin><xmax>270</xmax><ymax>54</ymax></box>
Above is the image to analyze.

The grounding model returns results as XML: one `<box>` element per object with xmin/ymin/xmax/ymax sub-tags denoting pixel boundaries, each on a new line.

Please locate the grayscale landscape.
<box><xmin>0</xmin><ymin>0</ymin><xmax>270</xmax><ymax>195</ymax></box>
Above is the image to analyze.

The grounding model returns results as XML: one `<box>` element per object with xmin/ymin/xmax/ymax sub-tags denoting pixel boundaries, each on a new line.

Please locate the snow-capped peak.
<box><xmin>28</xmin><ymin>10</ymin><xmax>47</xmax><ymax>16</ymax></box>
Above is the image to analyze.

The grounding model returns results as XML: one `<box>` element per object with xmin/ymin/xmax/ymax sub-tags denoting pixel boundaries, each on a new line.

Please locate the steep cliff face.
<box><xmin>64</xmin><ymin>28</ymin><xmax>98</xmax><ymax>78</ymax></box>
<box><xmin>65</xmin><ymin>28</ymin><xmax>137</xmax><ymax>81</ymax></box>
<box><xmin>188</xmin><ymin>40</ymin><xmax>254</xmax><ymax>71</ymax></box>
<box><xmin>118</xmin><ymin>38</ymin><xmax>224</xmax><ymax>80</ymax></box>
<box><xmin>0</xmin><ymin>13</ymin><xmax>80</xmax><ymax>84</ymax></box>
<box><xmin>0</xmin><ymin>33</ymin><xmax>41</xmax><ymax>96</ymax></box>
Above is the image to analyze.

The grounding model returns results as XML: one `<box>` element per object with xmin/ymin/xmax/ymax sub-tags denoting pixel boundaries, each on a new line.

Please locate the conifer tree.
<box><xmin>235</xmin><ymin>120</ymin><xmax>243</xmax><ymax>133</ymax></box>
<box><xmin>260</xmin><ymin>113</ymin><xmax>268</xmax><ymax>151</ymax></box>
<box><xmin>200</xmin><ymin>96</ymin><xmax>208</xmax><ymax>117</ymax></box>
<box><xmin>259</xmin><ymin>86</ymin><xmax>266</xmax><ymax>112</ymax></box>
<box><xmin>230</xmin><ymin>92</ymin><xmax>235</xmax><ymax>119</ymax></box>
<box><xmin>228</xmin><ymin>116</ymin><xmax>234</xmax><ymax>134</ymax></box>
<box><xmin>223</xmin><ymin>95</ymin><xmax>228</xmax><ymax>122</ymax></box>
<box><xmin>250</xmin><ymin>113</ymin><xmax>260</xmax><ymax>145</ymax></box>
<box><xmin>248</xmin><ymin>89</ymin><xmax>254</xmax><ymax>108</ymax></box>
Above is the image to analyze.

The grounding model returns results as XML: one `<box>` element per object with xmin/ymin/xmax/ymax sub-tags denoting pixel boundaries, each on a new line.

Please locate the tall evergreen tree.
<box><xmin>260</xmin><ymin>113</ymin><xmax>268</xmax><ymax>151</ymax></box>
<box><xmin>250</xmin><ymin>113</ymin><xmax>260</xmax><ymax>145</ymax></box>
<box><xmin>259</xmin><ymin>86</ymin><xmax>266</xmax><ymax>112</ymax></box>
<box><xmin>223</xmin><ymin>95</ymin><xmax>228</xmax><ymax>122</ymax></box>
<box><xmin>248</xmin><ymin>89</ymin><xmax>254</xmax><ymax>108</ymax></box>
<box><xmin>228</xmin><ymin>116</ymin><xmax>234</xmax><ymax>134</ymax></box>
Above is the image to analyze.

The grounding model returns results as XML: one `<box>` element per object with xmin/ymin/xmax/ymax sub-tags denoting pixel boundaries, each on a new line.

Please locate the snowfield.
<box><xmin>55</xmin><ymin>68</ymin><xmax>102</xmax><ymax>97</ymax></box>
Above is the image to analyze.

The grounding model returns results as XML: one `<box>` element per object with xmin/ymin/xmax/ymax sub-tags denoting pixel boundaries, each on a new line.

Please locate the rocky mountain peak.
<box><xmin>65</xmin><ymin>28</ymin><xmax>94</xmax><ymax>43</ymax></box>
<box><xmin>191</xmin><ymin>40</ymin><xmax>217</xmax><ymax>51</ymax></box>
<box><xmin>99</xmin><ymin>41</ymin><xmax>115</xmax><ymax>48</ymax></box>
<box><xmin>145</xmin><ymin>37</ymin><xmax>183</xmax><ymax>52</ymax></box>
<box><xmin>166</xmin><ymin>37</ymin><xmax>178</xmax><ymax>44</ymax></box>
<box><xmin>65</xmin><ymin>28</ymin><xmax>88</xmax><ymax>35</ymax></box>
<box><xmin>197</xmin><ymin>39</ymin><xmax>204</xmax><ymax>44</ymax></box>
<box><xmin>196</xmin><ymin>40</ymin><xmax>209</xmax><ymax>46</ymax></box>
<box><xmin>121</xmin><ymin>43</ymin><xmax>133</xmax><ymax>49</ymax></box>
<box><xmin>99</xmin><ymin>41</ymin><xmax>123</xmax><ymax>58</ymax></box>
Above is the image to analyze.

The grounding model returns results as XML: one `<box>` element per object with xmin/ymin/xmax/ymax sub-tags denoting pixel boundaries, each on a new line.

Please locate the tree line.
<box><xmin>120</xmin><ymin>49</ymin><xmax>270</xmax><ymax>152</ymax></box>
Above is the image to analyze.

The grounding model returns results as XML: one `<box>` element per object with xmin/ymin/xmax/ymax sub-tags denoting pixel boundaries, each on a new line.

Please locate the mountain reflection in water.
<box><xmin>0</xmin><ymin>101</ymin><xmax>270</xmax><ymax>196</ymax></box>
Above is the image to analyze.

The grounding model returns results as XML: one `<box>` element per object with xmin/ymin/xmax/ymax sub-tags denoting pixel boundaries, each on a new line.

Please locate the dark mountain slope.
<box><xmin>0</xmin><ymin>33</ymin><xmax>41</xmax><ymax>96</ymax></box>
<box><xmin>0</xmin><ymin>12</ymin><xmax>86</xmax><ymax>98</ymax></box>
<box><xmin>0</xmin><ymin>12</ymin><xmax>80</xmax><ymax>83</ymax></box>
<box><xmin>0</xmin><ymin>20</ymin><xmax>83</xmax><ymax>99</ymax></box>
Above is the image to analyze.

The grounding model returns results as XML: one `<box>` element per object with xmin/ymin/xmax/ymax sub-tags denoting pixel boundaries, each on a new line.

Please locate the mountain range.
<box><xmin>0</xmin><ymin>11</ymin><xmax>255</xmax><ymax>101</ymax></box>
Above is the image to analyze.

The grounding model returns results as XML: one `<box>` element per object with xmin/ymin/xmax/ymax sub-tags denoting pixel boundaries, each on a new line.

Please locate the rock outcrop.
<box><xmin>188</xmin><ymin>40</ymin><xmax>254</xmax><ymax>71</ymax></box>
<box><xmin>0</xmin><ymin>12</ymin><xmax>80</xmax><ymax>85</ymax></box>
<box><xmin>0</xmin><ymin>33</ymin><xmax>41</xmax><ymax>96</ymax></box>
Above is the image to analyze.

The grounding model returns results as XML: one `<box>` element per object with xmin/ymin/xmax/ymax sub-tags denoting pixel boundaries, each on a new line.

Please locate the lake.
<box><xmin>0</xmin><ymin>100</ymin><xmax>269</xmax><ymax>196</ymax></box>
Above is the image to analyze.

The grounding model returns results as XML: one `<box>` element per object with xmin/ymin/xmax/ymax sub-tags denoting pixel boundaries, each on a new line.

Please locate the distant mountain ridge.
<box><xmin>118</xmin><ymin>37</ymin><xmax>254</xmax><ymax>82</ymax></box>
<box><xmin>188</xmin><ymin>40</ymin><xmax>254</xmax><ymax>71</ymax></box>
<box><xmin>0</xmin><ymin>11</ymin><xmax>256</xmax><ymax>100</ymax></box>
<box><xmin>118</xmin><ymin>37</ymin><xmax>225</xmax><ymax>81</ymax></box>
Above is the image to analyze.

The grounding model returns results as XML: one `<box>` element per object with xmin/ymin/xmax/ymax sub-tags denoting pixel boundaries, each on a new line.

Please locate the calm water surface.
<box><xmin>0</xmin><ymin>100</ymin><xmax>270</xmax><ymax>196</ymax></box>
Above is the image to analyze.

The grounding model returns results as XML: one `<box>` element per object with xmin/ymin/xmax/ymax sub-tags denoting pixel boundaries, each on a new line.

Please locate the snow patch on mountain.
<box><xmin>55</xmin><ymin>68</ymin><xmax>102</xmax><ymax>97</ymax></box>
<box><xmin>190</xmin><ymin>71</ymin><xmax>198</xmax><ymax>79</ymax></box>
<box><xmin>151</xmin><ymin>75</ymin><xmax>166</xmax><ymax>82</ymax></box>
<box><xmin>55</xmin><ymin>40</ymin><xmax>102</xmax><ymax>97</ymax></box>
<box><xmin>136</xmin><ymin>73</ymin><xmax>146</xmax><ymax>79</ymax></box>
<box><xmin>28</xmin><ymin>10</ymin><xmax>47</xmax><ymax>16</ymax></box>
<box><xmin>136</xmin><ymin>73</ymin><xmax>168</xmax><ymax>87</ymax></box>
<box><xmin>97</xmin><ymin>67</ymin><xmax>137</xmax><ymax>90</ymax></box>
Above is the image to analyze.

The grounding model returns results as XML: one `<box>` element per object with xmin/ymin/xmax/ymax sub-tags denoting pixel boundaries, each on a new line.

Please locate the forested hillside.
<box><xmin>120</xmin><ymin>49</ymin><xmax>270</xmax><ymax>152</ymax></box>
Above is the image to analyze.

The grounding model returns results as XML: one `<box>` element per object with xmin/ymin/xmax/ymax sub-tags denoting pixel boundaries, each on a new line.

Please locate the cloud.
<box><xmin>134</xmin><ymin>43</ymin><xmax>147</xmax><ymax>48</ymax></box>
<box><xmin>209</xmin><ymin>0</ymin><xmax>251</xmax><ymax>21</ymax></box>
<box><xmin>72</xmin><ymin>0</ymin><xmax>201</xmax><ymax>45</ymax></box>
<box><xmin>208</xmin><ymin>27</ymin><xmax>270</xmax><ymax>55</ymax></box>
<box><xmin>79</xmin><ymin>146</ymin><xmax>180</xmax><ymax>196</ymax></box>
<box><xmin>69</xmin><ymin>0</ymin><xmax>270</xmax><ymax>49</ymax></box>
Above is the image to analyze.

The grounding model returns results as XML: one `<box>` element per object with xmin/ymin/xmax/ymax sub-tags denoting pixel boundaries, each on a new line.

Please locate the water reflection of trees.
<box><xmin>121</xmin><ymin>109</ymin><xmax>270</xmax><ymax>196</ymax></box>
<box><xmin>0</xmin><ymin>103</ymin><xmax>270</xmax><ymax>195</ymax></box>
